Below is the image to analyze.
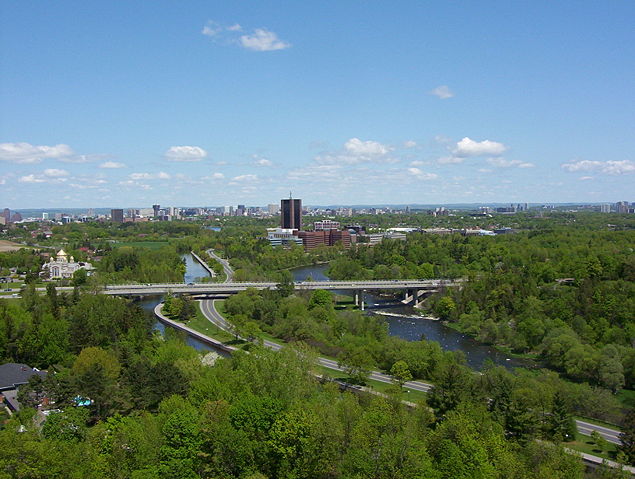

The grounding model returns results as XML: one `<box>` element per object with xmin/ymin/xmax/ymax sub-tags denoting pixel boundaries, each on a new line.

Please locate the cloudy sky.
<box><xmin>1</xmin><ymin>1</ymin><xmax>634</xmax><ymax>208</ymax></box>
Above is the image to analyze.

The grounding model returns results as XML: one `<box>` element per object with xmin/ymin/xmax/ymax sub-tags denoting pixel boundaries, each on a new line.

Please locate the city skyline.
<box><xmin>2</xmin><ymin>1</ymin><xmax>634</xmax><ymax>208</ymax></box>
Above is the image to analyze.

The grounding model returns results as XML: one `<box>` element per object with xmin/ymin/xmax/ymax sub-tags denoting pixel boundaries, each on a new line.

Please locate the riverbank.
<box><xmin>190</xmin><ymin>251</ymin><xmax>216</xmax><ymax>278</ymax></box>
<box><xmin>154</xmin><ymin>302</ymin><xmax>238</xmax><ymax>354</ymax></box>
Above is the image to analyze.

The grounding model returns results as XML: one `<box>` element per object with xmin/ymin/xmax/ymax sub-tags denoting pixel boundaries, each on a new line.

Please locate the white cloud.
<box><xmin>202</xmin><ymin>21</ymin><xmax>243</xmax><ymax>37</ymax></box>
<box><xmin>314</xmin><ymin>138</ymin><xmax>393</xmax><ymax>165</ymax></box>
<box><xmin>201</xmin><ymin>22</ymin><xmax>222</xmax><ymax>37</ymax></box>
<box><xmin>407</xmin><ymin>167</ymin><xmax>438</xmax><ymax>180</ymax></box>
<box><xmin>165</xmin><ymin>145</ymin><xmax>207</xmax><ymax>162</ymax></box>
<box><xmin>203</xmin><ymin>172</ymin><xmax>225</xmax><ymax>180</ymax></box>
<box><xmin>129</xmin><ymin>172</ymin><xmax>171</xmax><ymax>180</ymax></box>
<box><xmin>231</xmin><ymin>174</ymin><xmax>258</xmax><ymax>182</ymax></box>
<box><xmin>254</xmin><ymin>158</ymin><xmax>273</xmax><ymax>167</ymax></box>
<box><xmin>240</xmin><ymin>28</ymin><xmax>291</xmax><ymax>51</ymax></box>
<box><xmin>429</xmin><ymin>85</ymin><xmax>454</xmax><ymax>99</ymax></box>
<box><xmin>99</xmin><ymin>161</ymin><xmax>126</xmax><ymax>169</ymax></box>
<box><xmin>18</xmin><ymin>174</ymin><xmax>46</xmax><ymax>183</ymax></box>
<box><xmin>437</xmin><ymin>156</ymin><xmax>465</xmax><ymax>164</ymax></box>
<box><xmin>453</xmin><ymin>137</ymin><xmax>507</xmax><ymax>157</ymax></box>
<box><xmin>0</xmin><ymin>142</ymin><xmax>74</xmax><ymax>164</ymax></box>
<box><xmin>58</xmin><ymin>154</ymin><xmax>103</xmax><ymax>164</ymax></box>
<box><xmin>487</xmin><ymin>158</ymin><xmax>534</xmax><ymax>168</ymax></box>
<box><xmin>404</xmin><ymin>140</ymin><xmax>417</xmax><ymax>148</ymax></box>
<box><xmin>561</xmin><ymin>159</ymin><xmax>635</xmax><ymax>175</ymax></box>
<box><xmin>43</xmin><ymin>168</ymin><xmax>69</xmax><ymax>177</ymax></box>
<box><xmin>344</xmin><ymin>138</ymin><xmax>391</xmax><ymax>156</ymax></box>
<box><xmin>288</xmin><ymin>164</ymin><xmax>342</xmax><ymax>181</ymax></box>
<box><xmin>409</xmin><ymin>160</ymin><xmax>427</xmax><ymax>166</ymax></box>
<box><xmin>119</xmin><ymin>180</ymin><xmax>152</xmax><ymax>190</ymax></box>
<box><xmin>579</xmin><ymin>176</ymin><xmax>594</xmax><ymax>181</ymax></box>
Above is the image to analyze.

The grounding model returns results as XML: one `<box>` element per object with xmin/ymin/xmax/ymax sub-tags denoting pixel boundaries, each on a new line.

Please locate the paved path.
<box><xmin>206</xmin><ymin>249</ymin><xmax>233</xmax><ymax>282</ymax></box>
<box><xmin>576</xmin><ymin>419</ymin><xmax>622</xmax><ymax>445</ymax></box>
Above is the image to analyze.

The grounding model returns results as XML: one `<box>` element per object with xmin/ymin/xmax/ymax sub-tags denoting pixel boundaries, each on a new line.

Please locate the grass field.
<box><xmin>565</xmin><ymin>430</ymin><xmax>619</xmax><ymax>461</ymax></box>
<box><xmin>0</xmin><ymin>240</ymin><xmax>30</xmax><ymax>252</ymax></box>
<box><xmin>113</xmin><ymin>241</ymin><xmax>169</xmax><ymax>250</ymax></box>
<box><xmin>183</xmin><ymin>302</ymin><xmax>238</xmax><ymax>344</ymax></box>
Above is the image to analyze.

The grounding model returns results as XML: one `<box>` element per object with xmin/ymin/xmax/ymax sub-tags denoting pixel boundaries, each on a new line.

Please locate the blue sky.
<box><xmin>1</xmin><ymin>1</ymin><xmax>634</xmax><ymax>208</ymax></box>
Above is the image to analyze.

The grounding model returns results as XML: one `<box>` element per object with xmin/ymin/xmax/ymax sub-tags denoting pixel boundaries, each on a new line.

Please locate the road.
<box><xmin>199</xmin><ymin>283</ymin><xmax>622</xmax><ymax>441</ymax></box>
<box><xmin>576</xmin><ymin>419</ymin><xmax>622</xmax><ymax>445</ymax></box>
<box><xmin>206</xmin><ymin>249</ymin><xmax>233</xmax><ymax>282</ymax></box>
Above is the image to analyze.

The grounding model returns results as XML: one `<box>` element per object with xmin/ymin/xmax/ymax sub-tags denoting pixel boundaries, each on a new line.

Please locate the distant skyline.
<box><xmin>1</xmin><ymin>1</ymin><xmax>634</xmax><ymax>208</ymax></box>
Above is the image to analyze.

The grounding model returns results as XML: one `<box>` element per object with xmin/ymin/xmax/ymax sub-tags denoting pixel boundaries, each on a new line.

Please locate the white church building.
<box><xmin>42</xmin><ymin>249</ymin><xmax>94</xmax><ymax>280</ymax></box>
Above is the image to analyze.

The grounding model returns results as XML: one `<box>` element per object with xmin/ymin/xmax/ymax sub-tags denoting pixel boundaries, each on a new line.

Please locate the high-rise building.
<box><xmin>152</xmin><ymin>204</ymin><xmax>160</xmax><ymax>218</ymax></box>
<box><xmin>2</xmin><ymin>209</ymin><xmax>10</xmax><ymax>224</ymax></box>
<box><xmin>281</xmin><ymin>197</ymin><xmax>302</xmax><ymax>230</ymax></box>
<box><xmin>111</xmin><ymin>209</ymin><xmax>124</xmax><ymax>223</ymax></box>
<box><xmin>42</xmin><ymin>212</ymin><xmax>49</xmax><ymax>220</ymax></box>
<box><xmin>600</xmin><ymin>204</ymin><xmax>611</xmax><ymax>213</ymax></box>
<box><xmin>267</xmin><ymin>204</ymin><xmax>279</xmax><ymax>215</ymax></box>
<box><xmin>615</xmin><ymin>201</ymin><xmax>630</xmax><ymax>213</ymax></box>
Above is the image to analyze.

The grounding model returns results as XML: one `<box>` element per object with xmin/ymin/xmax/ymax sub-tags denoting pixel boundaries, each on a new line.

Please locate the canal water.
<box><xmin>182</xmin><ymin>253</ymin><xmax>212</xmax><ymax>284</ymax></box>
<box><xmin>291</xmin><ymin>264</ymin><xmax>533</xmax><ymax>370</ymax></box>
<box><xmin>136</xmin><ymin>253</ymin><xmax>228</xmax><ymax>355</ymax></box>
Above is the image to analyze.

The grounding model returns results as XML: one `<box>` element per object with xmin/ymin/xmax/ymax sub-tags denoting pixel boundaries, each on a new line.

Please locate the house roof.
<box><xmin>0</xmin><ymin>363</ymin><xmax>47</xmax><ymax>390</ymax></box>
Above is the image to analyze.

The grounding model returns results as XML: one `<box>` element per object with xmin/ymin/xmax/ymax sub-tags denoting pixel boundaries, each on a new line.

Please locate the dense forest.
<box><xmin>0</xmin><ymin>212</ymin><xmax>634</xmax><ymax>475</ymax></box>
<box><xmin>0</xmin><ymin>289</ymin><xmax>612</xmax><ymax>478</ymax></box>
<box><xmin>325</xmin><ymin>217</ymin><xmax>635</xmax><ymax>394</ymax></box>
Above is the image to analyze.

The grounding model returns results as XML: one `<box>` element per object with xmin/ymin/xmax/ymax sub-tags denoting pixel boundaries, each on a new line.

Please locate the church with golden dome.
<box><xmin>41</xmin><ymin>249</ymin><xmax>94</xmax><ymax>280</ymax></box>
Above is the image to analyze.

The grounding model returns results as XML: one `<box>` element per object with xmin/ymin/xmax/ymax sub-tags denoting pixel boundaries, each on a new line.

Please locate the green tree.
<box><xmin>390</xmin><ymin>360</ymin><xmax>413</xmax><ymax>388</ymax></box>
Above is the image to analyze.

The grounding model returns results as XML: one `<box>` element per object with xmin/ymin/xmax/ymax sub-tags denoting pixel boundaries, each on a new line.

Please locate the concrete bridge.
<box><xmin>101</xmin><ymin>279</ymin><xmax>461</xmax><ymax>307</ymax></box>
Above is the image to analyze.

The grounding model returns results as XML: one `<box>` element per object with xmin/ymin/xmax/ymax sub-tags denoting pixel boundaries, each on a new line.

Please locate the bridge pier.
<box><xmin>354</xmin><ymin>290</ymin><xmax>365</xmax><ymax>310</ymax></box>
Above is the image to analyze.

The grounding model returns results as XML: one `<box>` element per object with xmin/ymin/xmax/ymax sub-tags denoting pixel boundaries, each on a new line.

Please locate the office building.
<box><xmin>266</xmin><ymin>228</ymin><xmax>303</xmax><ymax>247</ymax></box>
<box><xmin>152</xmin><ymin>204</ymin><xmax>161</xmax><ymax>218</ymax></box>
<box><xmin>2</xmin><ymin>209</ymin><xmax>10</xmax><ymax>224</ymax></box>
<box><xmin>267</xmin><ymin>204</ymin><xmax>279</xmax><ymax>215</ymax></box>
<box><xmin>111</xmin><ymin>209</ymin><xmax>124</xmax><ymax>223</ymax></box>
<box><xmin>281</xmin><ymin>197</ymin><xmax>302</xmax><ymax>229</ymax></box>
<box><xmin>297</xmin><ymin>229</ymin><xmax>351</xmax><ymax>251</ymax></box>
<box><xmin>314</xmin><ymin>220</ymin><xmax>340</xmax><ymax>231</ymax></box>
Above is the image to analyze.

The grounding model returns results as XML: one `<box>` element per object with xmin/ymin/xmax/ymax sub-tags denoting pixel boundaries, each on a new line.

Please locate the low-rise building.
<box><xmin>0</xmin><ymin>363</ymin><xmax>47</xmax><ymax>411</ymax></box>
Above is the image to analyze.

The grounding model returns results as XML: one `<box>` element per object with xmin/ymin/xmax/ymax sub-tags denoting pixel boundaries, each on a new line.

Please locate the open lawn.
<box><xmin>565</xmin><ymin>430</ymin><xmax>619</xmax><ymax>462</ymax></box>
<box><xmin>0</xmin><ymin>240</ymin><xmax>29</xmax><ymax>252</ymax></box>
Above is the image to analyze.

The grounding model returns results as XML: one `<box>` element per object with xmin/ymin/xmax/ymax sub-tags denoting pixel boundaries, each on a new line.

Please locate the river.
<box><xmin>291</xmin><ymin>264</ymin><xmax>534</xmax><ymax>370</ymax></box>
<box><xmin>139</xmin><ymin>256</ymin><xmax>532</xmax><ymax>369</ymax></box>
<box><xmin>136</xmin><ymin>253</ymin><xmax>229</xmax><ymax>355</ymax></box>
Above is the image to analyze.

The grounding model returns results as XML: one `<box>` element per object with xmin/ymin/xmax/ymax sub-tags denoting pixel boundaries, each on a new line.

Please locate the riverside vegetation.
<box><xmin>0</xmin><ymin>288</ymin><xmax>614</xmax><ymax>478</ymax></box>
<box><xmin>0</xmin><ymin>212</ymin><xmax>634</xmax><ymax>475</ymax></box>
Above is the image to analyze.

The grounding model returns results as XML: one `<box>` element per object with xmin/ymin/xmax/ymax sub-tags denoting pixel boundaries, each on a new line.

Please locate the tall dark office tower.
<box><xmin>152</xmin><ymin>204</ymin><xmax>160</xmax><ymax>218</ymax></box>
<box><xmin>281</xmin><ymin>197</ymin><xmax>302</xmax><ymax>229</ymax></box>
<box><xmin>111</xmin><ymin>209</ymin><xmax>124</xmax><ymax>223</ymax></box>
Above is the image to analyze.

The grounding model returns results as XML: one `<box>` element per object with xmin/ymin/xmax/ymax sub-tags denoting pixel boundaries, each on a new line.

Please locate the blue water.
<box><xmin>292</xmin><ymin>264</ymin><xmax>533</xmax><ymax>370</ymax></box>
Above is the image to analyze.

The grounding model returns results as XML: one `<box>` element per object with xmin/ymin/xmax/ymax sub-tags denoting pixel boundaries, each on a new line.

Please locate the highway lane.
<box><xmin>575</xmin><ymin>420</ymin><xmax>622</xmax><ymax>445</ymax></box>
<box><xmin>206</xmin><ymin>249</ymin><xmax>233</xmax><ymax>282</ymax></box>
<box><xmin>198</xmin><ymin>296</ymin><xmax>435</xmax><ymax>393</ymax></box>
<box><xmin>200</xmin><ymin>297</ymin><xmax>622</xmax><ymax>438</ymax></box>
